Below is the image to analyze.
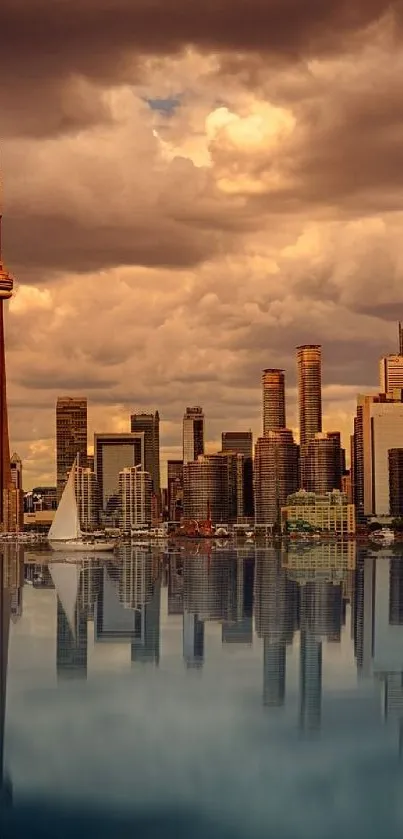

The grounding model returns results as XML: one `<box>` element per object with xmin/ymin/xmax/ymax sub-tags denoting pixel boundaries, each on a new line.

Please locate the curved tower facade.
<box><xmin>297</xmin><ymin>345</ymin><xmax>322</xmax><ymax>489</ymax></box>
<box><xmin>262</xmin><ymin>369</ymin><xmax>286</xmax><ymax>434</ymax></box>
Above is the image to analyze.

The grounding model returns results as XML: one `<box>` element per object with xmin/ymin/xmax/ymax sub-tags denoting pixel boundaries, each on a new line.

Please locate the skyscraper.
<box><xmin>94</xmin><ymin>432</ymin><xmax>144</xmax><ymax>525</ymax></box>
<box><xmin>221</xmin><ymin>431</ymin><xmax>254</xmax><ymax>517</ymax></box>
<box><xmin>119</xmin><ymin>465</ymin><xmax>152</xmax><ymax>530</ymax></box>
<box><xmin>389</xmin><ymin>448</ymin><xmax>403</xmax><ymax>518</ymax></box>
<box><xmin>130</xmin><ymin>412</ymin><xmax>160</xmax><ymax>496</ymax></box>
<box><xmin>56</xmin><ymin>397</ymin><xmax>87</xmax><ymax>501</ymax></box>
<box><xmin>254</xmin><ymin>430</ymin><xmax>299</xmax><ymax>526</ymax></box>
<box><xmin>183</xmin><ymin>406</ymin><xmax>204</xmax><ymax>464</ymax></box>
<box><xmin>353</xmin><ymin>392</ymin><xmax>403</xmax><ymax>516</ymax></box>
<box><xmin>305</xmin><ymin>432</ymin><xmax>342</xmax><ymax>493</ymax></box>
<box><xmin>0</xmin><ymin>192</ymin><xmax>14</xmax><ymax>529</ymax></box>
<box><xmin>167</xmin><ymin>459</ymin><xmax>183</xmax><ymax>521</ymax></box>
<box><xmin>262</xmin><ymin>369</ymin><xmax>286</xmax><ymax>433</ymax></box>
<box><xmin>183</xmin><ymin>452</ymin><xmax>243</xmax><ymax>524</ymax></box>
<box><xmin>297</xmin><ymin>345</ymin><xmax>322</xmax><ymax>488</ymax></box>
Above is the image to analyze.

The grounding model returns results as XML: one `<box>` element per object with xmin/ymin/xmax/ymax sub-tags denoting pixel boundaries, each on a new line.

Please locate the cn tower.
<box><xmin>0</xmin><ymin>185</ymin><xmax>13</xmax><ymax>525</ymax></box>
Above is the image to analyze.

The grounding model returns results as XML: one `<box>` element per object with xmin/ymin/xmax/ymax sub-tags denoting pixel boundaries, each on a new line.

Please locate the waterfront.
<box><xmin>2</xmin><ymin>542</ymin><xmax>403</xmax><ymax>837</ymax></box>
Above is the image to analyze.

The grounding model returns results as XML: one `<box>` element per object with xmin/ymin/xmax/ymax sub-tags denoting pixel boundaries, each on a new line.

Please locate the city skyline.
<box><xmin>11</xmin><ymin>323</ymin><xmax>403</xmax><ymax>491</ymax></box>
<box><xmin>2</xmin><ymin>4</ymin><xmax>403</xmax><ymax>488</ymax></box>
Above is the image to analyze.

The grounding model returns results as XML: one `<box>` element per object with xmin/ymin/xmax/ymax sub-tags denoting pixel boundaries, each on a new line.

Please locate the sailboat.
<box><xmin>48</xmin><ymin>459</ymin><xmax>115</xmax><ymax>552</ymax></box>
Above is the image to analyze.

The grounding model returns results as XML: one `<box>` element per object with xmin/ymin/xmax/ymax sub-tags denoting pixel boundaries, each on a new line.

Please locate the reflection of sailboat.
<box><xmin>48</xmin><ymin>460</ymin><xmax>115</xmax><ymax>552</ymax></box>
<box><xmin>48</xmin><ymin>562</ymin><xmax>81</xmax><ymax>635</ymax></box>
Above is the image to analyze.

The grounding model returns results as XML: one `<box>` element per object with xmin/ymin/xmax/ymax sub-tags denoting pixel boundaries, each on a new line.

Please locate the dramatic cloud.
<box><xmin>1</xmin><ymin>0</ymin><xmax>403</xmax><ymax>485</ymax></box>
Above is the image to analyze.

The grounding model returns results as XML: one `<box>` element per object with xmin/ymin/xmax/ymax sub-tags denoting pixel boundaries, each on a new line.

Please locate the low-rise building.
<box><xmin>281</xmin><ymin>489</ymin><xmax>355</xmax><ymax>536</ymax></box>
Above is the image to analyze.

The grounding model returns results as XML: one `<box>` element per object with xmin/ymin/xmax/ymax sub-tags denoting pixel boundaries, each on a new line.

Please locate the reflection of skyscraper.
<box><xmin>0</xmin><ymin>553</ymin><xmax>12</xmax><ymax>806</ymax></box>
<box><xmin>50</xmin><ymin>562</ymin><xmax>88</xmax><ymax>680</ymax></box>
<box><xmin>353</xmin><ymin>551</ymin><xmax>375</xmax><ymax>676</ymax></box>
<box><xmin>254</xmin><ymin>549</ymin><xmax>297</xmax><ymax>707</ymax></box>
<box><xmin>299</xmin><ymin>580</ymin><xmax>343</xmax><ymax>730</ymax></box>
<box><xmin>389</xmin><ymin>559</ymin><xmax>403</xmax><ymax>625</ymax></box>
<box><xmin>183</xmin><ymin>612</ymin><xmax>205</xmax><ymax>669</ymax></box>
<box><xmin>56</xmin><ymin>596</ymin><xmax>87</xmax><ymax>680</ymax></box>
<box><xmin>132</xmin><ymin>578</ymin><xmax>161</xmax><ymax>665</ymax></box>
<box><xmin>222</xmin><ymin>554</ymin><xmax>254</xmax><ymax>645</ymax></box>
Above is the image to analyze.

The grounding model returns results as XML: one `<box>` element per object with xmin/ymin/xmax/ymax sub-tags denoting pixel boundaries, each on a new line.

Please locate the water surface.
<box><xmin>1</xmin><ymin>541</ymin><xmax>403</xmax><ymax>837</ymax></box>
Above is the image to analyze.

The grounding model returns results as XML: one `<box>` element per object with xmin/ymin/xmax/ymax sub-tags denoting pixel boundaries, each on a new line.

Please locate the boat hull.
<box><xmin>49</xmin><ymin>540</ymin><xmax>115</xmax><ymax>552</ymax></box>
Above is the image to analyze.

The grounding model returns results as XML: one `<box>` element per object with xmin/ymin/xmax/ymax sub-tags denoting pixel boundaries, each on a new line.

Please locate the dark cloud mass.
<box><xmin>0</xmin><ymin>0</ymin><xmax>397</xmax><ymax>76</ymax></box>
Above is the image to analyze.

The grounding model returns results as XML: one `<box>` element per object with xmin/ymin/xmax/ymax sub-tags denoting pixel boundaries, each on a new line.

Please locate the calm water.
<box><xmin>1</xmin><ymin>541</ymin><xmax>403</xmax><ymax>837</ymax></box>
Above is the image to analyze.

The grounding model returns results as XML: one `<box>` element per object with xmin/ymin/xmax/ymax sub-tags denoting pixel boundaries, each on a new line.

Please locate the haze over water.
<box><xmin>2</xmin><ymin>542</ymin><xmax>403</xmax><ymax>838</ymax></box>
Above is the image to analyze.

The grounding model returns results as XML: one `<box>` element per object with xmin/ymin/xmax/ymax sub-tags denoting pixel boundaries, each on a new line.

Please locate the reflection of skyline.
<box><xmin>1</xmin><ymin>548</ymin><xmax>24</xmax><ymax>807</ymax></box>
<box><xmin>5</xmin><ymin>541</ymin><xmax>403</xmax><ymax>758</ymax></box>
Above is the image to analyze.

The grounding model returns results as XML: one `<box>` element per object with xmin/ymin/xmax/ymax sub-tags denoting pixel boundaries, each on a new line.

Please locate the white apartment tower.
<box><xmin>119</xmin><ymin>466</ymin><xmax>152</xmax><ymax>530</ymax></box>
<box><xmin>75</xmin><ymin>466</ymin><xmax>98</xmax><ymax>530</ymax></box>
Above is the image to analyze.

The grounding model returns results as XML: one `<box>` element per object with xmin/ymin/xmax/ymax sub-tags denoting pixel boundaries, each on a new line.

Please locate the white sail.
<box><xmin>49</xmin><ymin>562</ymin><xmax>81</xmax><ymax>636</ymax></box>
<box><xmin>48</xmin><ymin>461</ymin><xmax>81</xmax><ymax>541</ymax></box>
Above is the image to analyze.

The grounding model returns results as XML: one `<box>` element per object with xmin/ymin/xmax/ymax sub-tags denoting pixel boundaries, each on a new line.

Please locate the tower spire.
<box><xmin>0</xmin><ymin>172</ymin><xmax>13</xmax><ymax>526</ymax></box>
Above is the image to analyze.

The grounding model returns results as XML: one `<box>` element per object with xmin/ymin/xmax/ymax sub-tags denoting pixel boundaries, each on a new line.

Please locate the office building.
<box><xmin>388</xmin><ymin>449</ymin><xmax>403</xmax><ymax>518</ymax></box>
<box><xmin>75</xmin><ymin>465</ymin><xmax>98</xmax><ymax>530</ymax></box>
<box><xmin>10</xmin><ymin>453</ymin><xmax>22</xmax><ymax>491</ymax></box>
<box><xmin>56</xmin><ymin>397</ymin><xmax>87</xmax><ymax>501</ymax></box>
<box><xmin>262</xmin><ymin>369</ymin><xmax>286</xmax><ymax>433</ymax></box>
<box><xmin>305</xmin><ymin>432</ymin><xmax>342</xmax><ymax>494</ymax></box>
<box><xmin>0</xmin><ymin>185</ymin><xmax>15</xmax><ymax>530</ymax></box>
<box><xmin>183</xmin><ymin>451</ymin><xmax>243</xmax><ymax>524</ymax></box>
<box><xmin>352</xmin><ymin>392</ymin><xmax>403</xmax><ymax>517</ymax></box>
<box><xmin>221</xmin><ymin>431</ymin><xmax>254</xmax><ymax>517</ymax></box>
<box><xmin>380</xmin><ymin>355</ymin><xmax>403</xmax><ymax>394</ymax></box>
<box><xmin>297</xmin><ymin>345</ymin><xmax>322</xmax><ymax>488</ymax></box>
<box><xmin>183</xmin><ymin>406</ymin><xmax>204</xmax><ymax>465</ymax></box>
<box><xmin>119</xmin><ymin>466</ymin><xmax>152</xmax><ymax>530</ymax></box>
<box><xmin>167</xmin><ymin>459</ymin><xmax>183</xmax><ymax>521</ymax></box>
<box><xmin>254</xmin><ymin>430</ymin><xmax>299</xmax><ymax>527</ymax></box>
<box><xmin>94</xmin><ymin>432</ymin><xmax>144</xmax><ymax>525</ymax></box>
<box><xmin>281</xmin><ymin>490</ymin><xmax>355</xmax><ymax>536</ymax></box>
<box><xmin>130</xmin><ymin>412</ymin><xmax>160</xmax><ymax>496</ymax></box>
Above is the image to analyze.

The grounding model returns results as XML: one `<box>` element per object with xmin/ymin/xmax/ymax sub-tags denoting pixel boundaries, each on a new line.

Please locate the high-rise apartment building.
<box><xmin>119</xmin><ymin>466</ymin><xmax>152</xmax><ymax>531</ymax></box>
<box><xmin>297</xmin><ymin>345</ymin><xmax>322</xmax><ymax>488</ymax></box>
<box><xmin>130</xmin><ymin>412</ymin><xmax>160</xmax><ymax>496</ymax></box>
<box><xmin>75</xmin><ymin>466</ymin><xmax>98</xmax><ymax>530</ymax></box>
<box><xmin>297</xmin><ymin>345</ymin><xmax>322</xmax><ymax>448</ymax></box>
<box><xmin>183</xmin><ymin>452</ymin><xmax>243</xmax><ymax>524</ymax></box>
<box><xmin>262</xmin><ymin>369</ymin><xmax>286</xmax><ymax>433</ymax></box>
<box><xmin>305</xmin><ymin>432</ymin><xmax>342</xmax><ymax>494</ymax></box>
<box><xmin>167</xmin><ymin>459</ymin><xmax>183</xmax><ymax>521</ymax></box>
<box><xmin>56</xmin><ymin>397</ymin><xmax>87</xmax><ymax>501</ymax></box>
<box><xmin>254</xmin><ymin>430</ymin><xmax>299</xmax><ymax>526</ymax></box>
<box><xmin>388</xmin><ymin>449</ymin><xmax>403</xmax><ymax>518</ymax></box>
<box><xmin>221</xmin><ymin>431</ymin><xmax>254</xmax><ymax>517</ymax></box>
<box><xmin>183</xmin><ymin>407</ymin><xmax>204</xmax><ymax>464</ymax></box>
<box><xmin>94</xmin><ymin>432</ymin><xmax>144</xmax><ymax>524</ymax></box>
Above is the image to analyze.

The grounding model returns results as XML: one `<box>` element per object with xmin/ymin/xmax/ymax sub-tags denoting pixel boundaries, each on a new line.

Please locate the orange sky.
<box><xmin>0</xmin><ymin>0</ymin><xmax>402</xmax><ymax>487</ymax></box>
